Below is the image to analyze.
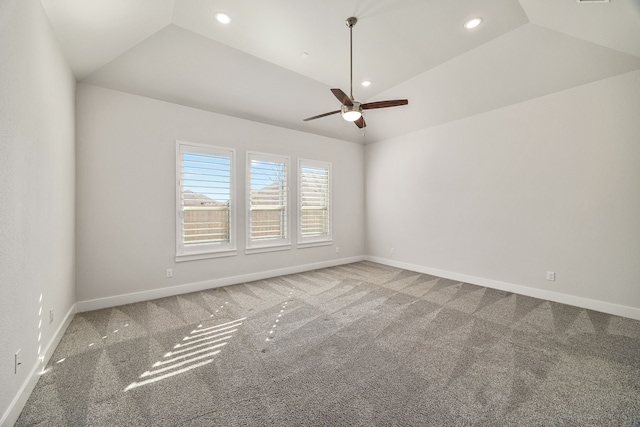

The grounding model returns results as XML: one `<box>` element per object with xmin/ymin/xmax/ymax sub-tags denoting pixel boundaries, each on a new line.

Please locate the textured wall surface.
<box><xmin>366</xmin><ymin>70</ymin><xmax>640</xmax><ymax>316</ymax></box>
<box><xmin>75</xmin><ymin>83</ymin><xmax>365</xmax><ymax>304</ymax></box>
<box><xmin>0</xmin><ymin>0</ymin><xmax>76</xmax><ymax>422</ymax></box>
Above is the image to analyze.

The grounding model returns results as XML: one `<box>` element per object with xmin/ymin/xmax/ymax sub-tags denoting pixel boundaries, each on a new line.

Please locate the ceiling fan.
<box><xmin>303</xmin><ymin>17</ymin><xmax>408</xmax><ymax>129</ymax></box>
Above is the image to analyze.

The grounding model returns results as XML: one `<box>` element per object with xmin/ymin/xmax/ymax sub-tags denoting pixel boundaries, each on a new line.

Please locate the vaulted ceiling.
<box><xmin>41</xmin><ymin>0</ymin><xmax>640</xmax><ymax>143</ymax></box>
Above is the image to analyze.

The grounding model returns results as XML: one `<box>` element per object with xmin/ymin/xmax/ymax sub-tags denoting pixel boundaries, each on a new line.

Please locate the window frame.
<box><xmin>175</xmin><ymin>141</ymin><xmax>237</xmax><ymax>262</ymax></box>
<box><xmin>297</xmin><ymin>158</ymin><xmax>333</xmax><ymax>248</ymax></box>
<box><xmin>245</xmin><ymin>151</ymin><xmax>291</xmax><ymax>254</ymax></box>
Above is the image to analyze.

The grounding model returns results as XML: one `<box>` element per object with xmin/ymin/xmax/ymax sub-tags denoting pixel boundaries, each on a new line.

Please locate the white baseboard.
<box><xmin>1</xmin><ymin>303</ymin><xmax>76</xmax><ymax>427</ymax></box>
<box><xmin>366</xmin><ymin>256</ymin><xmax>640</xmax><ymax>321</ymax></box>
<box><xmin>76</xmin><ymin>256</ymin><xmax>366</xmax><ymax>312</ymax></box>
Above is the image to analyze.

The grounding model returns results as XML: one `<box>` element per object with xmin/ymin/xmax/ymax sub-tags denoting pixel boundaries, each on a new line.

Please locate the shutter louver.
<box><xmin>249</xmin><ymin>158</ymin><xmax>287</xmax><ymax>242</ymax></box>
<box><xmin>180</xmin><ymin>150</ymin><xmax>232</xmax><ymax>248</ymax></box>
<box><xmin>300</xmin><ymin>164</ymin><xmax>330</xmax><ymax>238</ymax></box>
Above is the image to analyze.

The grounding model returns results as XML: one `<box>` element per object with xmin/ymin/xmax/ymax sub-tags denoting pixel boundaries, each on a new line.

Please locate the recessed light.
<box><xmin>361</xmin><ymin>80</ymin><xmax>371</xmax><ymax>87</ymax></box>
<box><xmin>464</xmin><ymin>17</ymin><xmax>482</xmax><ymax>30</ymax></box>
<box><xmin>215</xmin><ymin>12</ymin><xmax>231</xmax><ymax>24</ymax></box>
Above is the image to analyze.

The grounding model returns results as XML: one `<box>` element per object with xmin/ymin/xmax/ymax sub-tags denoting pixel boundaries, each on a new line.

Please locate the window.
<box><xmin>176</xmin><ymin>142</ymin><xmax>236</xmax><ymax>261</ymax></box>
<box><xmin>246</xmin><ymin>152</ymin><xmax>290</xmax><ymax>253</ymax></box>
<box><xmin>298</xmin><ymin>159</ymin><xmax>332</xmax><ymax>247</ymax></box>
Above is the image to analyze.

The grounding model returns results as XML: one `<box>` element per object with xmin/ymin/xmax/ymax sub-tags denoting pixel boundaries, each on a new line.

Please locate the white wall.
<box><xmin>366</xmin><ymin>70</ymin><xmax>640</xmax><ymax>319</ymax></box>
<box><xmin>75</xmin><ymin>83</ymin><xmax>365</xmax><ymax>307</ymax></box>
<box><xmin>0</xmin><ymin>0</ymin><xmax>76</xmax><ymax>424</ymax></box>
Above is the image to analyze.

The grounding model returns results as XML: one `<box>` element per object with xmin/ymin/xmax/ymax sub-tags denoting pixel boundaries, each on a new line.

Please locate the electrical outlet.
<box><xmin>390</xmin><ymin>248</ymin><xmax>395</xmax><ymax>254</ymax></box>
<box><xmin>15</xmin><ymin>349</ymin><xmax>21</xmax><ymax>374</ymax></box>
<box><xmin>49</xmin><ymin>308</ymin><xmax>54</xmax><ymax>324</ymax></box>
<box><xmin>546</xmin><ymin>271</ymin><xmax>556</xmax><ymax>281</ymax></box>
<box><xmin>335</xmin><ymin>247</ymin><xmax>340</xmax><ymax>254</ymax></box>
<box><xmin>166</xmin><ymin>268</ymin><xmax>173</xmax><ymax>278</ymax></box>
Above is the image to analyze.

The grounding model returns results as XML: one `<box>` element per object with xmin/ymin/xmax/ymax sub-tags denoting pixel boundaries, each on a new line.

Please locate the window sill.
<box><xmin>244</xmin><ymin>244</ymin><xmax>291</xmax><ymax>255</ymax></box>
<box><xmin>175</xmin><ymin>249</ymin><xmax>237</xmax><ymax>263</ymax></box>
<box><xmin>296</xmin><ymin>240</ymin><xmax>333</xmax><ymax>249</ymax></box>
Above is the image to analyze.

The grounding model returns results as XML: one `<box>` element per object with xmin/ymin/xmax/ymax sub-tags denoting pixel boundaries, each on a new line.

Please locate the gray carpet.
<box><xmin>15</xmin><ymin>261</ymin><xmax>640</xmax><ymax>426</ymax></box>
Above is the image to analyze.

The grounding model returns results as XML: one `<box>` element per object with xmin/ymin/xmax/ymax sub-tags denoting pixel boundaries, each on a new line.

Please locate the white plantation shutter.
<box><xmin>298</xmin><ymin>159</ymin><xmax>332</xmax><ymax>245</ymax></box>
<box><xmin>247</xmin><ymin>153</ymin><xmax>289</xmax><ymax>249</ymax></box>
<box><xmin>176</xmin><ymin>142</ymin><xmax>235</xmax><ymax>259</ymax></box>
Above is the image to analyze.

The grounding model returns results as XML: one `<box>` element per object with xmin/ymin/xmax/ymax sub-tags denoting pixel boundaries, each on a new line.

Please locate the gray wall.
<box><xmin>365</xmin><ymin>70</ymin><xmax>640</xmax><ymax>317</ymax></box>
<box><xmin>0</xmin><ymin>0</ymin><xmax>76</xmax><ymax>422</ymax></box>
<box><xmin>75</xmin><ymin>83</ymin><xmax>365</xmax><ymax>307</ymax></box>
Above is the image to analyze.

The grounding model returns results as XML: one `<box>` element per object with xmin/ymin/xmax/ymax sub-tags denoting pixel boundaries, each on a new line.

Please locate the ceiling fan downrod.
<box><xmin>346</xmin><ymin>17</ymin><xmax>357</xmax><ymax>100</ymax></box>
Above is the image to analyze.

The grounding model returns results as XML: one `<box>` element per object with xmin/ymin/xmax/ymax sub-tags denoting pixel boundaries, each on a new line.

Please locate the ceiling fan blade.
<box><xmin>361</xmin><ymin>99</ymin><xmax>408</xmax><ymax>110</ymax></box>
<box><xmin>354</xmin><ymin>116</ymin><xmax>366</xmax><ymax>129</ymax></box>
<box><xmin>303</xmin><ymin>110</ymin><xmax>341</xmax><ymax>121</ymax></box>
<box><xmin>331</xmin><ymin>88</ymin><xmax>353</xmax><ymax>106</ymax></box>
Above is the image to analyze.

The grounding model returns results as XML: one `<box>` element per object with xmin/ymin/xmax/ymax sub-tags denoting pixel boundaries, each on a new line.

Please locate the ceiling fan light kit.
<box><xmin>342</xmin><ymin>103</ymin><xmax>362</xmax><ymax>121</ymax></box>
<box><xmin>303</xmin><ymin>17</ymin><xmax>408</xmax><ymax>129</ymax></box>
